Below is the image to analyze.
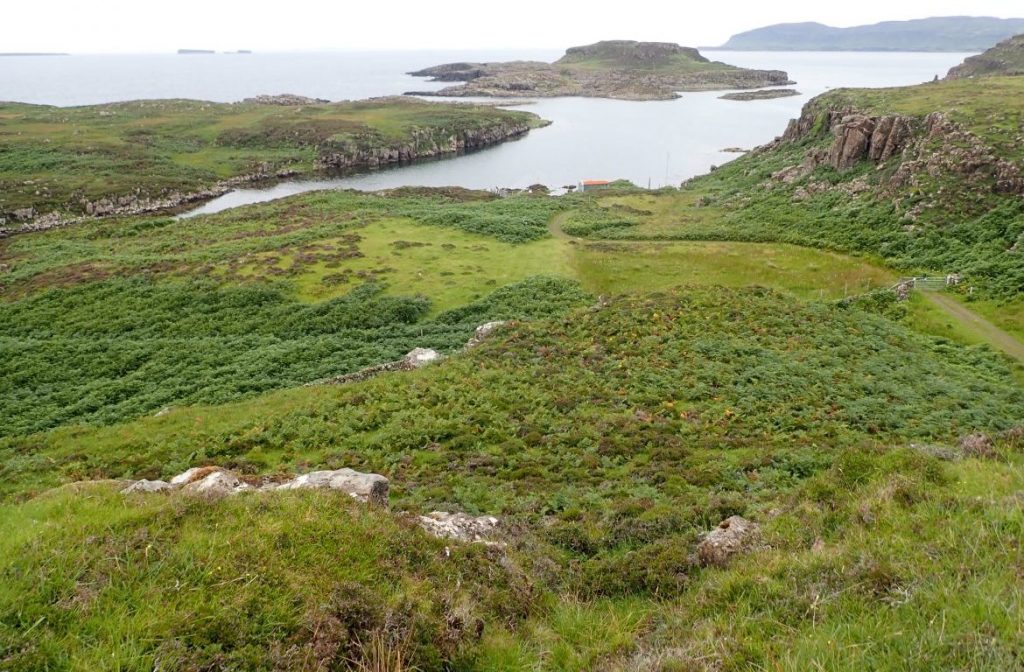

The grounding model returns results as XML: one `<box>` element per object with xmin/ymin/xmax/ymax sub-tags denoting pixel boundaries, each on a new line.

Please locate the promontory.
<box><xmin>407</xmin><ymin>40</ymin><xmax>793</xmax><ymax>101</ymax></box>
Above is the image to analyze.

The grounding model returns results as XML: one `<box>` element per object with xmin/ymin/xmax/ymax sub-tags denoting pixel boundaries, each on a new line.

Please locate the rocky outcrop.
<box><xmin>408</xmin><ymin>41</ymin><xmax>793</xmax><ymax>101</ymax></box>
<box><xmin>766</xmin><ymin>100</ymin><xmax>1024</xmax><ymax>218</ymax></box>
<box><xmin>0</xmin><ymin>166</ymin><xmax>299</xmax><ymax>239</ymax></box>
<box><xmin>316</xmin><ymin>121</ymin><xmax>533</xmax><ymax>170</ymax></box>
<box><xmin>278</xmin><ymin>469</ymin><xmax>390</xmax><ymax>506</ymax></box>
<box><xmin>697</xmin><ymin>516</ymin><xmax>761</xmax><ymax>567</ymax></box>
<box><xmin>417</xmin><ymin>512</ymin><xmax>501</xmax><ymax>544</ymax></box>
<box><xmin>123</xmin><ymin>466</ymin><xmax>391</xmax><ymax>504</ymax></box>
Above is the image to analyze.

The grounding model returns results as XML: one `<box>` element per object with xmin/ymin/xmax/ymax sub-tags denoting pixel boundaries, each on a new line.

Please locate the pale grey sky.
<box><xmin>4</xmin><ymin>0</ymin><xmax>1022</xmax><ymax>53</ymax></box>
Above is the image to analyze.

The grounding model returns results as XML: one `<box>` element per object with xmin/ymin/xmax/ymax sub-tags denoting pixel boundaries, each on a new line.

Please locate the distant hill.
<box><xmin>947</xmin><ymin>34</ymin><xmax>1024</xmax><ymax>78</ymax></box>
<box><xmin>716</xmin><ymin>16</ymin><xmax>1024</xmax><ymax>52</ymax></box>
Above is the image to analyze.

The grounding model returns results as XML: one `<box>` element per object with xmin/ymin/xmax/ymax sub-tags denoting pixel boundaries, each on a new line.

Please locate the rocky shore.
<box><xmin>408</xmin><ymin>40</ymin><xmax>793</xmax><ymax>101</ymax></box>
<box><xmin>720</xmin><ymin>88</ymin><xmax>801</xmax><ymax>101</ymax></box>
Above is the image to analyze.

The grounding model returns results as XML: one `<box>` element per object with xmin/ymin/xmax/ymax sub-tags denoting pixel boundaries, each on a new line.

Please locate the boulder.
<box><xmin>697</xmin><ymin>516</ymin><xmax>761</xmax><ymax>567</ymax></box>
<box><xmin>170</xmin><ymin>466</ymin><xmax>224</xmax><ymax>486</ymax></box>
<box><xmin>184</xmin><ymin>470</ymin><xmax>242</xmax><ymax>495</ymax></box>
<box><xmin>277</xmin><ymin>468</ymin><xmax>390</xmax><ymax>506</ymax></box>
<box><xmin>121</xmin><ymin>479</ymin><xmax>174</xmax><ymax>494</ymax></box>
<box><xmin>418</xmin><ymin>511</ymin><xmax>500</xmax><ymax>543</ymax></box>
<box><xmin>404</xmin><ymin>348</ymin><xmax>442</xmax><ymax>368</ymax></box>
<box><xmin>466</xmin><ymin>321</ymin><xmax>507</xmax><ymax>348</ymax></box>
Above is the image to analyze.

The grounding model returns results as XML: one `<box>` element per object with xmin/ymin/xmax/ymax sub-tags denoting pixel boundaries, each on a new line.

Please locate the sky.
<box><xmin>4</xmin><ymin>0</ymin><xmax>1023</xmax><ymax>53</ymax></box>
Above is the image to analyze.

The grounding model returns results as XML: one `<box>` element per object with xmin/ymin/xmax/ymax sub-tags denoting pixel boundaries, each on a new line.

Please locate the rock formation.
<box><xmin>697</xmin><ymin>516</ymin><xmax>761</xmax><ymax>567</ymax></box>
<box><xmin>123</xmin><ymin>466</ymin><xmax>391</xmax><ymax>504</ymax></box>
<box><xmin>417</xmin><ymin>512</ymin><xmax>502</xmax><ymax>544</ymax></box>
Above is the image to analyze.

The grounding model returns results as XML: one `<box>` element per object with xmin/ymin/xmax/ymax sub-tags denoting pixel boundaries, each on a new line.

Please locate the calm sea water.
<box><xmin>0</xmin><ymin>50</ymin><xmax>971</xmax><ymax>215</ymax></box>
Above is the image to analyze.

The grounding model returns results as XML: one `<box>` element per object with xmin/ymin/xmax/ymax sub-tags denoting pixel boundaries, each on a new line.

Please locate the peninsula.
<box><xmin>407</xmin><ymin>40</ymin><xmax>793</xmax><ymax>101</ymax></box>
<box><xmin>0</xmin><ymin>96</ymin><xmax>546</xmax><ymax>231</ymax></box>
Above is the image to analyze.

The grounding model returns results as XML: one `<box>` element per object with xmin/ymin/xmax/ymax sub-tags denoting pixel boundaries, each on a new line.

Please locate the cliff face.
<box><xmin>765</xmin><ymin>97</ymin><xmax>1024</xmax><ymax>219</ymax></box>
<box><xmin>947</xmin><ymin>34</ymin><xmax>1024</xmax><ymax>79</ymax></box>
<box><xmin>316</xmin><ymin>121</ymin><xmax>534</xmax><ymax>169</ymax></box>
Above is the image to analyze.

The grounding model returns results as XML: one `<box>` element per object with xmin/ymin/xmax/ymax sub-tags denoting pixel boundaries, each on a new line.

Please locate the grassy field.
<box><xmin>0</xmin><ymin>98</ymin><xmax>542</xmax><ymax>219</ymax></box>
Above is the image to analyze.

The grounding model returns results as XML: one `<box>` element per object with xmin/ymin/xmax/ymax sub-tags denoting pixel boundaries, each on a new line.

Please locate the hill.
<box><xmin>948</xmin><ymin>33</ymin><xmax>1024</xmax><ymax>78</ymax></box>
<box><xmin>407</xmin><ymin>40</ymin><xmax>793</xmax><ymax>101</ymax></box>
<box><xmin>717</xmin><ymin>16</ymin><xmax>1024</xmax><ymax>52</ymax></box>
<box><xmin>3</xmin><ymin>58</ymin><xmax>1024</xmax><ymax>671</ymax></box>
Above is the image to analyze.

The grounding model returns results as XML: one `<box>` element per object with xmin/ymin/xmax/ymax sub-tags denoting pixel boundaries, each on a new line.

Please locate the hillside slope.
<box><xmin>717</xmin><ymin>16</ymin><xmax>1024</xmax><ymax>52</ymax></box>
<box><xmin>2</xmin><ymin>286</ymin><xmax>1022</xmax><ymax>670</ymax></box>
<box><xmin>948</xmin><ymin>33</ymin><xmax>1024</xmax><ymax>78</ymax></box>
<box><xmin>672</xmin><ymin>77</ymin><xmax>1024</xmax><ymax>299</ymax></box>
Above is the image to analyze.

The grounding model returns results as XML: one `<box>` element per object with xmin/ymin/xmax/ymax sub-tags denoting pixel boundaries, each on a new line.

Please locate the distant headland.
<box><xmin>177</xmin><ymin>49</ymin><xmax>215</xmax><ymax>55</ymax></box>
<box><xmin>712</xmin><ymin>16</ymin><xmax>1024</xmax><ymax>52</ymax></box>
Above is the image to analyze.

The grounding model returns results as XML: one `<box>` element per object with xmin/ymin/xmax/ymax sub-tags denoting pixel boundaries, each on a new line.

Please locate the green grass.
<box><xmin>1</xmin><ymin>287</ymin><xmax>1022</xmax><ymax>670</ymax></box>
<box><xmin>0</xmin><ymin>98</ymin><xmax>542</xmax><ymax>218</ymax></box>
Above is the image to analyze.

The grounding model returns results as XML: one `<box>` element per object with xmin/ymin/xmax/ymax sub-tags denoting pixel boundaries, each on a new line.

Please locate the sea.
<box><xmin>0</xmin><ymin>50</ymin><xmax>972</xmax><ymax>215</ymax></box>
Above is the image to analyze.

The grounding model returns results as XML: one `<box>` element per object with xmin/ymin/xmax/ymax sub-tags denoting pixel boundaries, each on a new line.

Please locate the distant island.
<box><xmin>177</xmin><ymin>49</ymin><xmax>215</xmax><ymax>55</ymax></box>
<box><xmin>0</xmin><ymin>52</ymin><xmax>68</xmax><ymax>57</ymax></box>
<box><xmin>947</xmin><ymin>33</ymin><xmax>1024</xmax><ymax>78</ymax></box>
<box><xmin>407</xmin><ymin>40</ymin><xmax>794</xmax><ymax>101</ymax></box>
<box><xmin>714</xmin><ymin>16</ymin><xmax>1024</xmax><ymax>52</ymax></box>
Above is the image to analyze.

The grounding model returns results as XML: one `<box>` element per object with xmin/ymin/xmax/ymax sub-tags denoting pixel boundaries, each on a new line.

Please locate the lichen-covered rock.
<box><xmin>418</xmin><ymin>512</ymin><xmax>500</xmax><ymax>544</ymax></box>
<box><xmin>404</xmin><ymin>348</ymin><xmax>442</xmax><ymax>368</ymax></box>
<box><xmin>121</xmin><ymin>479</ymin><xmax>174</xmax><ymax>494</ymax></box>
<box><xmin>276</xmin><ymin>468</ymin><xmax>390</xmax><ymax>505</ymax></box>
<box><xmin>697</xmin><ymin>516</ymin><xmax>761</xmax><ymax>567</ymax></box>
<box><xmin>185</xmin><ymin>470</ymin><xmax>243</xmax><ymax>495</ymax></box>
<box><xmin>170</xmin><ymin>466</ymin><xmax>224</xmax><ymax>486</ymax></box>
<box><xmin>465</xmin><ymin>321</ymin><xmax>508</xmax><ymax>348</ymax></box>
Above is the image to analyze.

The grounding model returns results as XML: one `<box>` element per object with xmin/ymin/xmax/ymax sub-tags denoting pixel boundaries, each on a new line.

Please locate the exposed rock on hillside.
<box><xmin>123</xmin><ymin>466</ymin><xmax>391</xmax><ymax>504</ymax></box>
<box><xmin>947</xmin><ymin>34</ymin><xmax>1024</xmax><ymax>79</ymax></box>
<box><xmin>408</xmin><ymin>41</ymin><xmax>793</xmax><ymax>101</ymax></box>
<box><xmin>697</xmin><ymin>516</ymin><xmax>762</xmax><ymax>567</ymax></box>
<box><xmin>418</xmin><ymin>512</ymin><xmax>502</xmax><ymax>544</ymax></box>
<box><xmin>766</xmin><ymin>99</ymin><xmax>1024</xmax><ymax>216</ymax></box>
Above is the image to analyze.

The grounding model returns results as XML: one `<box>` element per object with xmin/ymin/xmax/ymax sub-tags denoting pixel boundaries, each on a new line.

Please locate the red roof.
<box><xmin>582</xmin><ymin>179</ymin><xmax>610</xmax><ymax>186</ymax></box>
